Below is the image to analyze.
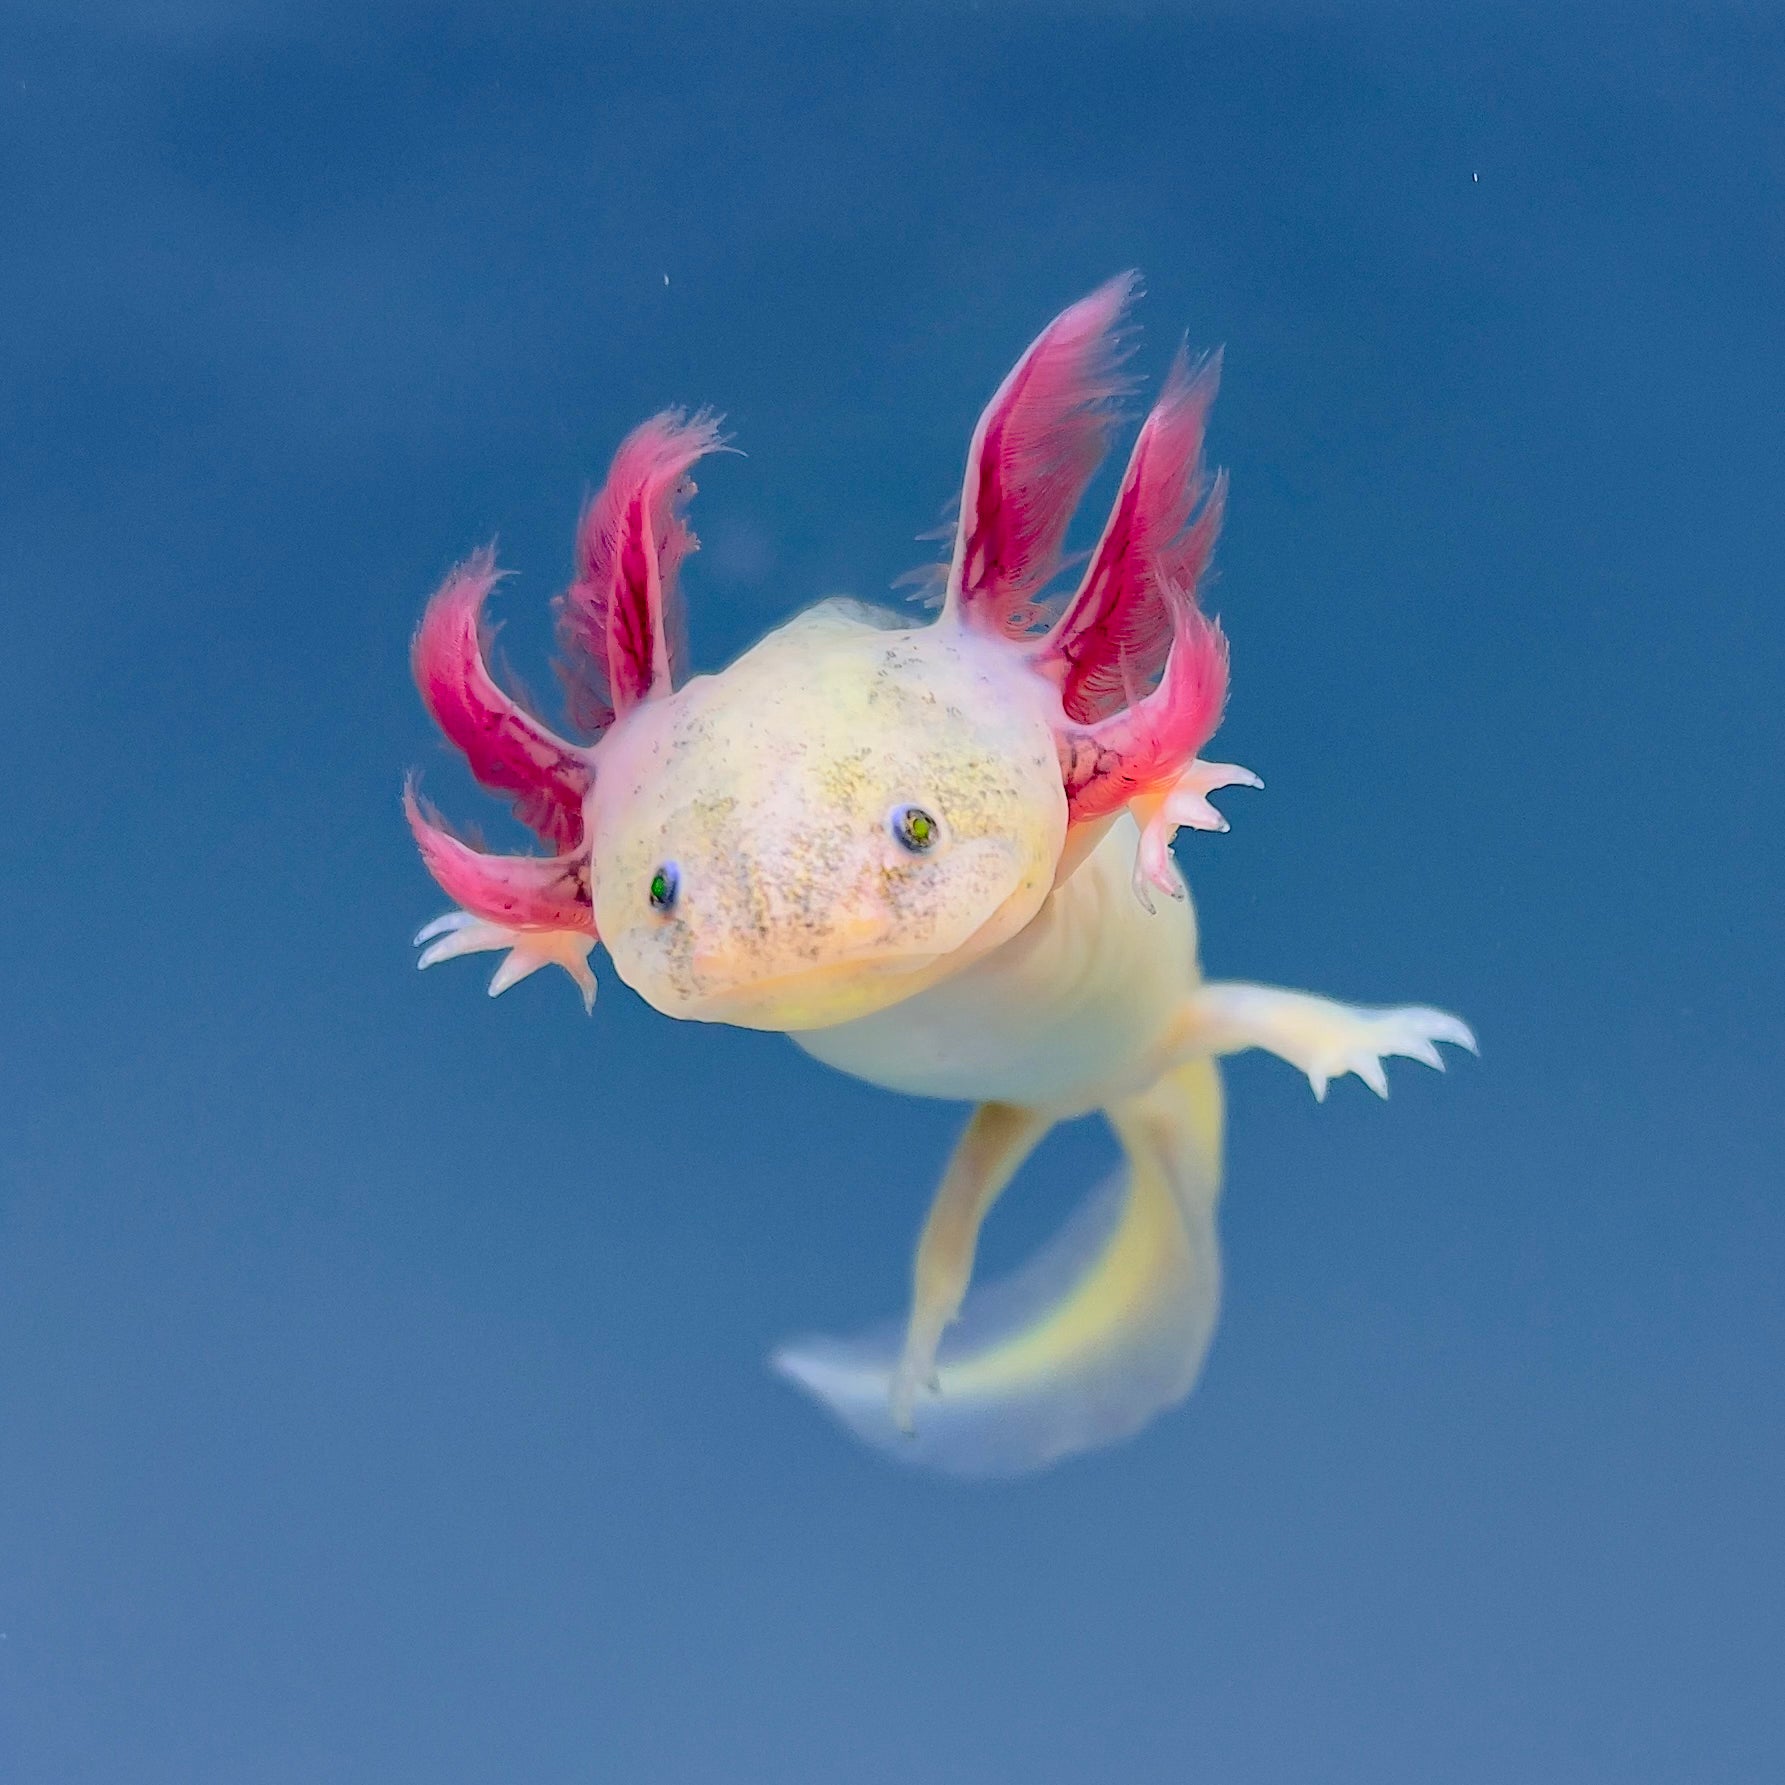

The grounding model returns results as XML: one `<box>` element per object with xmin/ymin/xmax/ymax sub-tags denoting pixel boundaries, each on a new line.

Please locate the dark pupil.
<box><xmin>899</xmin><ymin>807</ymin><xmax>936</xmax><ymax>850</ymax></box>
<box><xmin>649</xmin><ymin>868</ymin><xmax>676</xmax><ymax>910</ymax></box>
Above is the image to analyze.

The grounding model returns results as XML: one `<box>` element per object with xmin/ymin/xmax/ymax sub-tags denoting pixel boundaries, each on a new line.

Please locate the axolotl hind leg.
<box><xmin>775</xmin><ymin>1058</ymin><xmax>1226</xmax><ymax>1477</ymax></box>
<box><xmin>885</xmin><ymin>1102</ymin><xmax>1052</xmax><ymax>1433</ymax></box>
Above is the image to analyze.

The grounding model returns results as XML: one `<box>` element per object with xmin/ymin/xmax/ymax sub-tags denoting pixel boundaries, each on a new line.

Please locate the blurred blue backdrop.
<box><xmin>3</xmin><ymin>3</ymin><xmax>1781</xmax><ymax>1780</ymax></box>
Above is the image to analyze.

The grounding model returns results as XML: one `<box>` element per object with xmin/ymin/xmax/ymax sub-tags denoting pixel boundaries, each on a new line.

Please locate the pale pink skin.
<box><xmin>404</xmin><ymin>275</ymin><xmax>1252</xmax><ymax>992</ymax></box>
<box><xmin>404</xmin><ymin>282</ymin><xmax>1478</xmax><ymax>1474</ymax></box>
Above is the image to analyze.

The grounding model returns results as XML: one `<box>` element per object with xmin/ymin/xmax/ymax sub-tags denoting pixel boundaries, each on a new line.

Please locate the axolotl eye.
<box><xmin>648</xmin><ymin>863</ymin><xmax>680</xmax><ymax>912</ymax></box>
<box><xmin>890</xmin><ymin>804</ymin><xmax>941</xmax><ymax>853</ymax></box>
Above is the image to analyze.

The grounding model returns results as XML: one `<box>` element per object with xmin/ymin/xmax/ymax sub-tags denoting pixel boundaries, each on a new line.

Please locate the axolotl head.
<box><xmin>587</xmin><ymin>604</ymin><xmax>1067</xmax><ymax>1030</ymax></box>
<box><xmin>408</xmin><ymin>278</ymin><xmax>1237</xmax><ymax>1035</ymax></box>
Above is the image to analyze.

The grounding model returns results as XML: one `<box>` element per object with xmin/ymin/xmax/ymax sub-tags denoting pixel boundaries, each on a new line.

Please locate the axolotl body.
<box><xmin>406</xmin><ymin>276</ymin><xmax>1474</xmax><ymax>1475</ymax></box>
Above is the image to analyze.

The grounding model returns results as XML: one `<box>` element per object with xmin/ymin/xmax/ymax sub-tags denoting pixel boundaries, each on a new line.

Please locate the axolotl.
<box><xmin>404</xmin><ymin>276</ymin><xmax>1475</xmax><ymax>1475</ymax></box>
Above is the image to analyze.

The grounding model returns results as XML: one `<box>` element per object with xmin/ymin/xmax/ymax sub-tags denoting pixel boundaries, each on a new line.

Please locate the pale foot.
<box><xmin>889</xmin><ymin>1345</ymin><xmax>943</xmax><ymax>1437</ymax></box>
<box><xmin>414</xmin><ymin>910</ymin><xmax>598</xmax><ymax>1012</ymax></box>
<box><xmin>1294</xmin><ymin>1003</ymin><xmax>1478</xmax><ymax>1100</ymax></box>
<box><xmin>1183</xmin><ymin>982</ymin><xmax>1477</xmax><ymax>1100</ymax></box>
<box><xmin>1131</xmin><ymin>759</ymin><xmax>1263</xmax><ymax>910</ymax></box>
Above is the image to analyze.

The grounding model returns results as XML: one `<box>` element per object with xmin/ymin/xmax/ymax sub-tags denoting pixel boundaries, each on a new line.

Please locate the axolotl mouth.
<box><xmin>638</xmin><ymin>836</ymin><xmax>1037</xmax><ymax>1033</ymax></box>
<box><xmin>678</xmin><ymin>949</ymin><xmax>948</xmax><ymax>1030</ymax></box>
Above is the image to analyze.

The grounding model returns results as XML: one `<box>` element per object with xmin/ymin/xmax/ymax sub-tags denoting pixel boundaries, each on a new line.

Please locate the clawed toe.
<box><xmin>1307</xmin><ymin>1006</ymin><xmax>1477</xmax><ymax>1100</ymax></box>
<box><xmin>1130</xmin><ymin>758</ymin><xmax>1262</xmax><ymax>907</ymax></box>
<box><xmin>413</xmin><ymin>908</ymin><xmax>598</xmax><ymax>1012</ymax></box>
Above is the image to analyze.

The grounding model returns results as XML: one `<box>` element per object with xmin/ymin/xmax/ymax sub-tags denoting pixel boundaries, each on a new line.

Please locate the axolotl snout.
<box><xmin>405</xmin><ymin>274</ymin><xmax>1475</xmax><ymax>1475</ymax></box>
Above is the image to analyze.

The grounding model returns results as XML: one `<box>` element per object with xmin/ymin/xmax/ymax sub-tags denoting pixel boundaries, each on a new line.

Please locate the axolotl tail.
<box><xmin>773</xmin><ymin>1058</ymin><xmax>1225</xmax><ymax>1477</ymax></box>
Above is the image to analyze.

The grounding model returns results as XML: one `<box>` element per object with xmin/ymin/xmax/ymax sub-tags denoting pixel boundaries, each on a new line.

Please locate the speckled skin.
<box><xmin>587</xmin><ymin>602</ymin><xmax>1072</xmax><ymax>1035</ymax></box>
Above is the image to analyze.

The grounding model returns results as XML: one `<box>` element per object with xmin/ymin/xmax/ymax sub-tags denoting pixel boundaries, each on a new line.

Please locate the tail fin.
<box><xmin>773</xmin><ymin>1058</ymin><xmax>1225</xmax><ymax>1476</ymax></box>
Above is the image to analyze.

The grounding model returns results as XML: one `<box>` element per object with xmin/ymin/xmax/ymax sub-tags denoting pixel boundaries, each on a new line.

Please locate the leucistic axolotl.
<box><xmin>404</xmin><ymin>275</ymin><xmax>1476</xmax><ymax>1476</ymax></box>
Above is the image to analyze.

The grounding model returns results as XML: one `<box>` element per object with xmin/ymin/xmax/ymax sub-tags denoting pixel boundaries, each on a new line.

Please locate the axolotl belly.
<box><xmin>404</xmin><ymin>275</ymin><xmax>1475</xmax><ymax>1475</ymax></box>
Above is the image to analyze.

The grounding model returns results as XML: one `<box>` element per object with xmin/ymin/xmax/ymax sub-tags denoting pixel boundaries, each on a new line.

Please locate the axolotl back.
<box><xmin>405</xmin><ymin>275</ymin><xmax>1475</xmax><ymax>1475</ymax></box>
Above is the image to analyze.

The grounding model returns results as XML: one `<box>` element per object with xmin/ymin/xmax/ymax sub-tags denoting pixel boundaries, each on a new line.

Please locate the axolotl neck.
<box><xmin>585</xmin><ymin>603</ymin><xmax>1068</xmax><ymax>1032</ymax></box>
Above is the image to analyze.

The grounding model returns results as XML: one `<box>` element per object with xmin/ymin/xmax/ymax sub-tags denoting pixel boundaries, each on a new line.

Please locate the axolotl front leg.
<box><xmin>1169</xmin><ymin>983</ymin><xmax>1478</xmax><ymax>1101</ymax></box>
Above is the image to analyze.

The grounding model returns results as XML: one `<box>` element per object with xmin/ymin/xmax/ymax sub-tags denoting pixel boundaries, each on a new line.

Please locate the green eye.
<box><xmin>891</xmin><ymin>804</ymin><xmax>940</xmax><ymax>853</ymax></box>
<box><xmin>648</xmin><ymin>863</ymin><xmax>679</xmax><ymax>912</ymax></box>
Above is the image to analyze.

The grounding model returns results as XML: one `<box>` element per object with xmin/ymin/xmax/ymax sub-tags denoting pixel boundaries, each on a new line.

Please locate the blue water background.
<box><xmin>4</xmin><ymin>3</ymin><xmax>1781</xmax><ymax>1779</ymax></box>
